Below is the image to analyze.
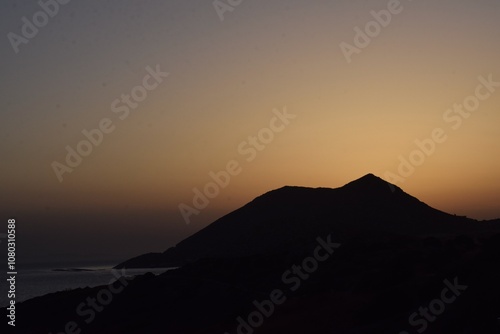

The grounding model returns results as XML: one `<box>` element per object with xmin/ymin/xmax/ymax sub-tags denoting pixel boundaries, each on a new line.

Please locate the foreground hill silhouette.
<box><xmin>116</xmin><ymin>173</ymin><xmax>498</xmax><ymax>268</ymax></box>
<box><xmin>6</xmin><ymin>174</ymin><xmax>500</xmax><ymax>333</ymax></box>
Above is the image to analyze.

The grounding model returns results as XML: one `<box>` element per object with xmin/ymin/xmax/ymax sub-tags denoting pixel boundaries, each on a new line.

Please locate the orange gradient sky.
<box><xmin>1</xmin><ymin>0</ymin><xmax>499</xmax><ymax>262</ymax></box>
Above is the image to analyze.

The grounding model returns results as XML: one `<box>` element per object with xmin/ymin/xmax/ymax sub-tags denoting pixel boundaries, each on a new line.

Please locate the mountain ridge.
<box><xmin>8</xmin><ymin>174</ymin><xmax>500</xmax><ymax>334</ymax></box>
<box><xmin>115</xmin><ymin>174</ymin><xmax>498</xmax><ymax>269</ymax></box>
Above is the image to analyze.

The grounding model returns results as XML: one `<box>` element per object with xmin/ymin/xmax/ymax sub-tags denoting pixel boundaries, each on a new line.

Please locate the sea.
<box><xmin>0</xmin><ymin>261</ymin><xmax>173</xmax><ymax>307</ymax></box>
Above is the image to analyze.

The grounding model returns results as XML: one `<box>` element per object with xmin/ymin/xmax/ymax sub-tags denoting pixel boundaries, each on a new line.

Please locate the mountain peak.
<box><xmin>344</xmin><ymin>173</ymin><xmax>387</xmax><ymax>186</ymax></box>
<box><xmin>342</xmin><ymin>173</ymin><xmax>401</xmax><ymax>194</ymax></box>
<box><xmin>257</xmin><ymin>174</ymin><xmax>400</xmax><ymax>204</ymax></box>
<box><xmin>356</xmin><ymin>173</ymin><xmax>379</xmax><ymax>182</ymax></box>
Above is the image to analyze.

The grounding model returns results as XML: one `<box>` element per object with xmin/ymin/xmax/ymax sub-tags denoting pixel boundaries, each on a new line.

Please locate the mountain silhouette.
<box><xmin>7</xmin><ymin>174</ymin><xmax>500</xmax><ymax>334</ymax></box>
<box><xmin>116</xmin><ymin>173</ymin><xmax>496</xmax><ymax>268</ymax></box>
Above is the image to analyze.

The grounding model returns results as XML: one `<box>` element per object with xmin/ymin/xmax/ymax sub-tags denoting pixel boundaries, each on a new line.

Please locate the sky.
<box><xmin>1</xmin><ymin>0</ymin><xmax>499</xmax><ymax>264</ymax></box>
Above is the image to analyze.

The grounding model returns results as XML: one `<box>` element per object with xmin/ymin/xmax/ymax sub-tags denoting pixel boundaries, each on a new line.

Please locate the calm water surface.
<box><xmin>0</xmin><ymin>262</ymin><xmax>173</xmax><ymax>307</ymax></box>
